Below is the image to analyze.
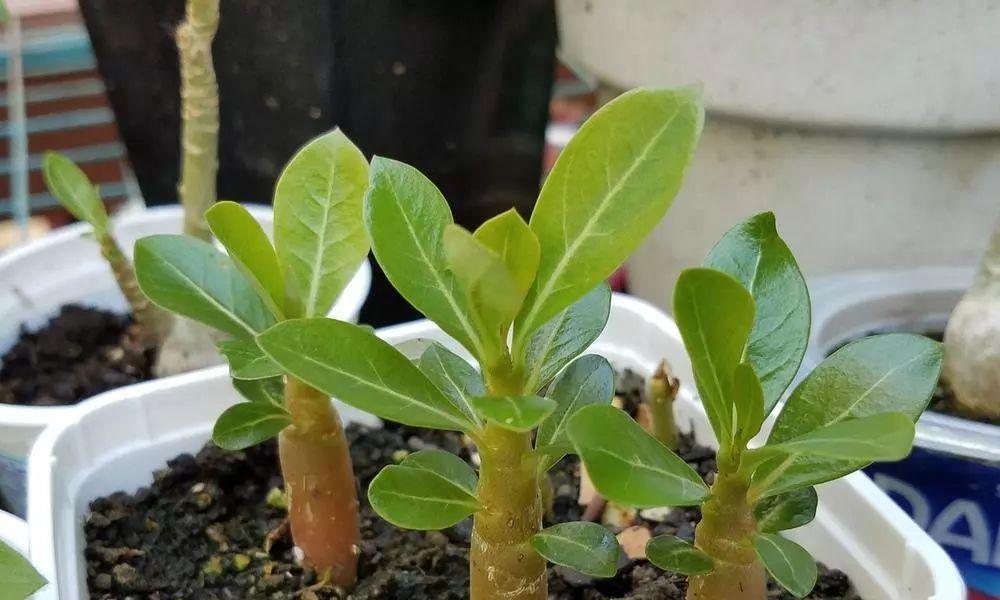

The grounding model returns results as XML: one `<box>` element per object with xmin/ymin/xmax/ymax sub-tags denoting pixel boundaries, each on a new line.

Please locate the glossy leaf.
<box><xmin>753</xmin><ymin>533</ymin><xmax>817</xmax><ymax>598</ymax></box>
<box><xmin>567</xmin><ymin>404</ymin><xmax>709</xmax><ymax>508</ymax></box>
<box><xmin>469</xmin><ymin>395</ymin><xmax>556</xmax><ymax>432</ymax></box>
<box><xmin>536</xmin><ymin>355</ymin><xmax>614</xmax><ymax>448</ymax></box>
<box><xmin>365</xmin><ymin>157</ymin><xmax>487</xmax><ymax>359</ymax></box>
<box><xmin>213</xmin><ymin>402</ymin><xmax>291</xmax><ymax>450</ymax></box>
<box><xmin>531</xmin><ymin>522</ymin><xmax>619</xmax><ymax>578</ymax></box>
<box><xmin>474</xmin><ymin>208</ymin><xmax>540</xmax><ymax>297</ymax></box>
<box><xmin>757</xmin><ymin>413</ymin><xmax>915</xmax><ymax>463</ymax></box>
<box><xmin>418</xmin><ymin>342</ymin><xmax>485</xmax><ymax>427</ymax></box>
<box><xmin>400</xmin><ymin>449</ymin><xmax>478</xmax><ymax>495</ymax></box>
<box><xmin>368</xmin><ymin>464</ymin><xmax>480</xmax><ymax>530</ymax></box>
<box><xmin>522</xmin><ymin>283</ymin><xmax>611</xmax><ymax>392</ymax></box>
<box><xmin>217</xmin><ymin>339</ymin><xmax>283</xmax><ymax>380</ymax></box>
<box><xmin>206</xmin><ymin>201</ymin><xmax>285</xmax><ymax>317</ymax></box>
<box><xmin>645</xmin><ymin>535</ymin><xmax>714</xmax><ymax>575</ymax></box>
<box><xmin>755</xmin><ymin>488</ymin><xmax>818</xmax><ymax>533</ymax></box>
<box><xmin>0</xmin><ymin>538</ymin><xmax>46</xmax><ymax>599</ymax></box>
<box><xmin>751</xmin><ymin>455</ymin><xmax>855</xmax><ymax>500</ymax></box>
<box><xmin>43</xmin><ymin>152</ymin><xmax>108</xmax><ymax>232</ymax></box>
<box><xmin>135</xmin><ymin>234</ymin><xmax>276</xmax><ymax>339</ymax></box>
<box><xmin>232</xmin><ymin>377</ymin><xmax>284</xmax><ymax>407</ymax></box>
<box><xmin>257</xmin><ymin>318</ymin><xmax>476</xmax><ymax>431</ymax></box>
<box><xmin>730</xmin><ymin>363</ymin><xmax>765</xmax><ymax>446</ymax></box>
<box><xmin>673</xmin><ymin>267</ymin><xmax>755</xmax><ymax>447</ymax></box>
<box><xmin>705</xmin><ymin>212</ymin><xmax>810</xmax><ymax>413</ymax></box>
<box><xmin>274</xmin><ymin>128</ymin><xmax>370</xmax><ymax>317</ymax></box>
<box><xmin>514</xmin><ymin>88</ymin><xmax>704</xmax><ymax>344</ymax></box>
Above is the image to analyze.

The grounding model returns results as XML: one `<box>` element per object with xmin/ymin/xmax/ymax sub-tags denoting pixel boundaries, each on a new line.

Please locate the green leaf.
<box><xmin>213</xmin><ymin>402</ymin><xmax>291</xmax><ymax>450</ymax></box>
<box><xmin>257</xmin><ymin>318</ymin><xmax>477</xmax><ymax>432</ymax></box>
<box><xmin>531</xmin><ymin>522</ymin><xmax>619</xmax><ymax>578</ymax></box>
<box><xmin>567</xmin><ymin>404</ymin><xmax>709</xmax><ymax>508</ymax></box>
<box><xmin>705</xmin><ymin>212</ymin><xmax>810</xmax><ymax>414</ymax></box>
<box><xmin>135</xmin><ymin>235</ymin><xmax>276</xmax><ymax>339</ymax></box>
<box><xmin>474</xmin><ymin>208</ymin><xmax>540</xmax><ymax>298</ymax></box>
<box><xmin>522</xmin><ymin>284</ymin><xmax>611</xmax><ymax>393</ymax></box>
<box><xmin>43</xmin><ymin>152</ymin><xmax>109</xmax><ymax>232</ymax></box>
<box><xmin>0</xmin><ymin>538</ymin><xmax>47</xmax><ymax>599</ymax></box>
<box><xmin>418</xmin><ymin>342</ymin><xmax>485</xmax><ymax>427</ymax></box>
<box><xmin>673</xmin><ymin>267</ymin><xmax>755</xmax><ymax>447</ymax></box>
<box><xmin>755</xmin><ymin>488</ymin><xmax>818</xmax><ymax>533</ymax></box>
<box><xmin>757</xmin><ymin>413</ymin><xmax>915</xmax><ymax>463</ymax></box>
<box><xmin>365</xmin><ymin>157</ymin><xmax>488</xmax><ymax>360</ymax></box>
<box><xmin>217</xmin><ymin>339</ymin><xmax>284</xmax><ymax>380</ymax></box>
<box><xmin>514</xmin><ymin>87</ymin><xmax>703</xmax><ymax>345</ymax></box>
<box><xmin>206</xmin><ymin>201</ymin><xmax>286</xmax><ymax>318</ymax></box>
<box><xmin>469</xmin><ymin>395</ymin><xmax>556</xmax><ymax>432</ymax></box>
<box><xmin>753</xmin><ymin>533</ymin><xmax>817</xmax><ymax>598</ymax></box>
<box><xmin>368</xmin><ymin>464</ymin><xmax>480</xmax><ymax>530</ymax></box>
<box><xmin>400</xmin><ymin>449</ymin><xmax>478</xmax><ymax>495</ymax></box>
<box><xmin>274</xmin><ymin>128</ymin><xmax>370</xmax><ymax>318</ymax></box>
<box><xmin>645</xmin><ymin>535</ymin><xmax>714</xmax><ymax>575</ymax></box>
<box><xmin>232</xmin><ymin>377</ymin><xmax>284</xmax><ymax>407</ymax></box>
<box><xmin>536</xmin><ymin>355</ymin><xmax>614</xmax><ymax>448</ymax></box>
<box><xmin>730</xmin><ymin>363</ymin><xmax>765</xmax><ymax>446</ymax></box>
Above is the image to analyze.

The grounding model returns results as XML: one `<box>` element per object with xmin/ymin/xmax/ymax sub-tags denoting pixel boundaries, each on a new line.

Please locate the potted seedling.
<box><xmin>131</xmin><ymin>128</ymin><xmax>370</xmax><ymax>586</ymax></box>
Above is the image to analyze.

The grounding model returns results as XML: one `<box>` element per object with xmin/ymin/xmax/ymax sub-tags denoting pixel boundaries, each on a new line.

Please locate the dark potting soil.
<box><xmin>84</xmin><ymin>371</ymin><xmax>859</xmax><ymax>600</ymax></box>
<box><xmin>0</xmin><ymin>305</ymin><xmax>157</xmax><ymax>407</ymax></box>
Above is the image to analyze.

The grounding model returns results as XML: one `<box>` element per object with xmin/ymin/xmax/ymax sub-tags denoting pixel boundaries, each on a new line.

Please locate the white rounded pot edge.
<box><xmin>1</xmin><ymin>508</ymin><xmax>29</xmax><ymax>555</ymax></box>
<box><xmin>26</xmin><ymin>294</ymin><xmax>963</xmax><ymax>599</ymax></box>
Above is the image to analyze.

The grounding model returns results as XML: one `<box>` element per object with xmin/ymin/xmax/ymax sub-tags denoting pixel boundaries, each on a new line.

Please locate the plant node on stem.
<box><xmin>648</xmin><ymin>360</ymin><xmax>680</xmax><ymax>450</ymax></box>
<box><xmin>279</xmin><ymin>376</ymin><xmax>361</xmax><ymax>587</ymax></box>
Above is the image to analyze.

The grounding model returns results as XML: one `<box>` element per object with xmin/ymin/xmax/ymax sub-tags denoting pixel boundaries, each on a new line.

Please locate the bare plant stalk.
<box><xmin>176</xmin><ymin>0</ymin><xmax>219</xmax><ymax>241</ymax></box>
<box><xmin>471</xmin><ymin>372</ymin><xmax>547</xmax><ymax>600</ymax></box>
<box><xmin>648</xmin><ymin>360</ymin><xmax>680</xmax><ymax>450</ymax></box>
<box><xmin>686</xmin><ymin>468</ymin><xmax>766</xmax><ymax>600</ymax></box>
<box><xmin>98</xmin><ymin>232</ymin><xmax>169</xmax><ymax>343</ymax></box>
<box><xmin>279</xmin><ymin>377</ymin><xmax>361</xmax><ymax>587</ymax></box>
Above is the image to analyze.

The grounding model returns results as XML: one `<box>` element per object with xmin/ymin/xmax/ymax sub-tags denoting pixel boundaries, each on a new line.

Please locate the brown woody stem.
<box><xmin>648</xmin><ymin>360</ymin><xmax>680</xmax><ymax>450</ymax></box>
<box><xmin>176</xmin><ymin>0</ymin><xmax>219</xmax><ymax>241</ymax></box>
<box><xmin>279</xmin><ymin>377</ymin><xmax>361</xmax><ymax>587</ymax></box>
<box><xmin>98</xmin><ymin>231</ymin><xmax>170</xmax><ymax>343</ymax></box>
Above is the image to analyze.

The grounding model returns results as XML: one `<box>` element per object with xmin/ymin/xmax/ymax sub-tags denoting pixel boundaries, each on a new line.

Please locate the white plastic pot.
<box><xmin>1</xmin><ymin>509</ymin><xmax>29</xmax><ymax>556</ymax></box>
<box><xmin>0</xmin><ymin>205</ymin><xmax>372</xmax><ymax>516</ymax></box>
<box><xmin>26</xmin><ymin>293</ymin><xmax>964</xmax><ymax>599</ymax></box>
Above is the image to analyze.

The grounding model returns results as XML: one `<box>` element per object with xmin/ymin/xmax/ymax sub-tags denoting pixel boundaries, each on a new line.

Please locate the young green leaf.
<box><xmin>704</xmin><ymin>212</ymin><xmax>810</xmax><ymax>413</ymax></box>
<box><xmin>257</xmin><ymin>318</ymin><xmax>477</xmax><ymax>432</ymax></box>
<box><xmin>536</xmin><ymin>354</ymin><xmax>614</xmax><ymax>448</ymax></box>
<box><xmin>232</xmin><ymin>377</ymin><xmax>284</xmax><ymax>407</ymax></box>
<box><xmin>135</xmin><ymin>234</ymin><xmax>276</xmax><ymax>339</ymax></box>
<box><xmin>206</xmin><ymin>201</ymin><xmax>285</xmax><ymax>318</ymax></box>
<box><xmin>530</xmin><ymin>522</ymin><xmax>620</xmax><ymax>578</ymax></box>
<box><xmin>567</xmin><ymin>404</ymin><xmax>709</xmax><ymax>508</ymax></box>
<box><xmin>645</xmin><ymin>535</ymin><xmax>714</xmax><ymax>575</ymax></box>
<box><xmin>273</xmin><ymin>128</ymin><xmax>369</xmax><ymax>318</ymax></box>
<box><xmin>673</xmin><ymin>267</ymin><xmax>755</xmax><ymax>447</ymax></box>
<box><xmin>754</xmin><ymin>488</ymin><xmax>818</xmax><ymax>533</ymax></box>
<box><xmin>514</xmin><ymin>87</ymin><xmax>703</xmax><ymax>345</ymax></box>
<box><xmin>43</xmin><ymin>152</ymin><xmax>109</xmax><ymax>232</ymax></box>
<box><xmin>0</xmin><ymin>538</ymin><xmax>47</xmax><ymax>599</ymax></box>
<box><xmin>730</xmin><ymin>363</ymin><xmax>765</xmax><ymax>446</ymax></box>
<box><xmin>365</xmin><ymin>157</ymin><xmax>487</xmax><ymax>359</ymax></box>
<box><xmin>469</xmin><ymin>395</ymin><xmax>556</xmax><ymax>432</ymax></box>
<box><xmin>756</xmin><ymin>412</ymin><xmax>915</xmax><ymax>463</ymax></box>
<box><xmin>217</xmin><ymin>339</ymin><xmax>284</xmax><ymax>380</ymax></box>
<box><xmin>418</xmin><ymin>342</ymin><xmax>485</xmax><ymax>427</ymax></box>
<box><xmin>213</xmin><ymin>401</ymin><xmax>291</xmax><ymax>450</ymax></box>
<box><xmin>474</xmin><ymin>208</ymin><xmax>540</xmax><ymax>297</ymax></box>
<box><xmin>368</xmin><ymin>464</ymin><xmax>481</xmax><ymax>530</ymax></box>
<box><xmin>400</xmin><ymin>449</ymin><xmax>478</xmax><ymax>495</ymax></box>
<box><xmin>752</xmin><ymin>533</ymin><xmax>817</xmax><ymax>598</ymax></box>
<box><xmin>522</xmin><ymin>283</ymin><xmax>611</xmax><ymax>393</ymax></box>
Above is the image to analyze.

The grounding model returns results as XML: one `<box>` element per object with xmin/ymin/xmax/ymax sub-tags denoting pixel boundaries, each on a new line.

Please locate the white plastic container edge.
<box><xmin>1</xmin><ymin>509</ymin><xmax>29</xmax><ymax>555</ymax></box>
<box><xmin>26</xmin><ymin>293</ymin><xmax>964</xmax><ymax>599</ymax></box>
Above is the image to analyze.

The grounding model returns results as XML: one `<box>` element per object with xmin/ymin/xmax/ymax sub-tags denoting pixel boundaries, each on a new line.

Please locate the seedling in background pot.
<box><xmin>133</xmin><ymin>129</ymin><xmax>369</xmax><ymax>587</ymax></box>
<box><xmin>254</xmin><ymin>88</ymin><xmax>704</xmax><ymax>600</ymax></box>
<box><xmin>567</xmin><ymin>213</ymin><xmax>944</xmax><ymax>599</ymax></box>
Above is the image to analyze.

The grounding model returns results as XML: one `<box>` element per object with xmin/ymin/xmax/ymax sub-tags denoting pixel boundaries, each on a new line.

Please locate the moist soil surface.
<box><xmin>84</xmin><ymin>371</ymin><xmax>859</xmax><ymax>599</ymax></box>
<box><xmin>0</xmin><ymin>305</ymin><xmax>157</xmax><ymax>407</ymax></box>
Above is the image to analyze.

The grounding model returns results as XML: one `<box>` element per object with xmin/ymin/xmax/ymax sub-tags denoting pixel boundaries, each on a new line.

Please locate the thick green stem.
<box><xmin>687</xmin><ymin>467</ymin><xmax>766</xmax><ymax>600</ymax></box>
<box><xmin>470</xmin><ymin>372</ymin><xmax>547</xmax><ymax>600</ymax></box>
<box><xmin>648</xmin><ymin>360</ymin><xmax>679</xmax><ymax>450</ymax></box>
<box><xmin>98</xmin><ymin>231</ymin><xmax>170</xmax><ymax>343</ymax></box>
<box><xmin>279</xmin><ymin>377</ymin><xmax>360</xmax><ymax>587</ymax></box>
<box><xmin>176</xmin><ymin>0</ymin><xmax>219</xmax><ymax>241</ymax></box>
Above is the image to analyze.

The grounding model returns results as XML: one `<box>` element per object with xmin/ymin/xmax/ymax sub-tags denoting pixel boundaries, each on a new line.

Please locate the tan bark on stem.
<box><xmin>176</xmin><ymin>0</ymin><xmax>219</xmax><ymax>241</ymax></box>
<box><xmin>279</xmin><ymin>377</ymin><xmax>361</xmax><ymax>587</ymax></box>
<box><xmin>98</xmin><ymin>231</ymin><xmax>169</xmax><ymax>343</ymax></box>
<box><xmin>648</xmin><ymin>360</ymin><xmax>680</xmax><ymax>450</ymax></box>
<box><xmin>686</xmin><ymin>469</ymin><xmax>766</xmax><ymax>600</ymax></box>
